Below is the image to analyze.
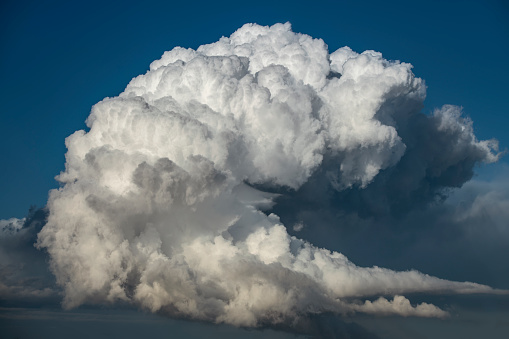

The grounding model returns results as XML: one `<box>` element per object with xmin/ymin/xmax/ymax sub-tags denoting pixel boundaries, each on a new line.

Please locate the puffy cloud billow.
<box><xmin>35</xmin><ymin>23</ymin><xmax>504</xmax><ymax>329</ymax></box>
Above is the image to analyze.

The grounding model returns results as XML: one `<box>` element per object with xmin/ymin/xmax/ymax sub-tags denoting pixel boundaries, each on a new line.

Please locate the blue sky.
<box><xmin>1</xmin><ymin>1</ymin><xmax>508</xmax><ymax>338</ymax></box>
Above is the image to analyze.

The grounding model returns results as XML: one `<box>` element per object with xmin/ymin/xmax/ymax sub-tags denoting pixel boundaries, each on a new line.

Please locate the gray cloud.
<box><xmin>278</xmin><ymin>165</ymin><xmax>509</xmax><ymax>292</ymax></box>
<box><xmin>0</xmin><ymin>208</ymin><xmax>59</xmax><ymax>305</ymax></box>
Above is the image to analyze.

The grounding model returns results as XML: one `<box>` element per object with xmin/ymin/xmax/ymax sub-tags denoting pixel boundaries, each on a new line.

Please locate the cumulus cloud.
<box><xmin>350</xmin><ymin>295</ymin><xmax>449</xmax><ymax>318</ymax></box>
<box><xmin>34</xmin><ymin>22</ymin><xmax>503</xmax><ymax>331</ymax></box>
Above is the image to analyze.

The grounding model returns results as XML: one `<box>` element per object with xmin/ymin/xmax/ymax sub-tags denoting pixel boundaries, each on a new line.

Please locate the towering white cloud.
<box><xmin>36</xmin><ymin>23</ymin><xmax>502</xmax><ymax>329</ymax></box>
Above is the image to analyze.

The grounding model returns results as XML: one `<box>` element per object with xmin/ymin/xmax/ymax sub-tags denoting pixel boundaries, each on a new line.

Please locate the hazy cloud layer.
<box><xmin>275</xmin><ymin>165</ymin><xmax>509</xmax><ymax>295</ymax></box>
<box><xmin>0</xmin><ymin>209</ymin><xmax>58</xmax><ymax>304</ymax></box>
<box><xmin>32</xmin><ymin>23</ymin><xmax>504</xmax><ymax>331</ymax></box>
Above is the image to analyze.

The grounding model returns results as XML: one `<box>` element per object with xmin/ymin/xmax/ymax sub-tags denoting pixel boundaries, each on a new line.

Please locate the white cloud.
<box><xmin>349</xmin><ymin>295</ymin><xmax>449</xmax><ymax>318</ymax></box>
<box><xmin>34</xmin><ymin>22</ymin><xmax>502</xmax><ymax>329</ymax></box>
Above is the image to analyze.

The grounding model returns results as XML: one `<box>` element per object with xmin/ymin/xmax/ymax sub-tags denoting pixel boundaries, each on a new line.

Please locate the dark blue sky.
<box><xmin>1</xmin><ymin>1</ymin><xmax>508</xmax><ymax>338</ymax></box>
<box><xmin>1</xmin><ymin>0</ymin><xmax>508</xmax><ymax>219</ymax></box>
